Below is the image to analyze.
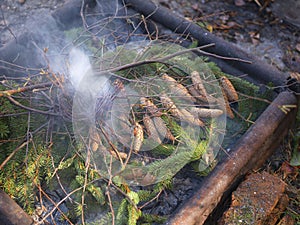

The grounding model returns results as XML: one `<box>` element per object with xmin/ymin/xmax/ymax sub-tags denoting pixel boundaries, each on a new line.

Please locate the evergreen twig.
<box><xmin>0</xmin><ymin>139</ymin><xmax>30</xmax><ymax>170</ymax></box>
<box><xmin>0</xmin><ymin>82</ymin><xmax>55</xmax><ymax>97</ymax></box>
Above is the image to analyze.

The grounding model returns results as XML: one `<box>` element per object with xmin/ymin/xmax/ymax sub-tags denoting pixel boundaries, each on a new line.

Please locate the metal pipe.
<box><xmin>0</xmin><ymin>189</ymin><xmax>34</xmax><ymax>225</ymax></box>
<box><xmin>124</xmin><ymin>0</ymin><xmax>289</xmax><ymax>87</ymax></box>
<box><xmin>167</xmin><ymin>91</ymin><xmax>298</xmax><ymax>225</ymax></box>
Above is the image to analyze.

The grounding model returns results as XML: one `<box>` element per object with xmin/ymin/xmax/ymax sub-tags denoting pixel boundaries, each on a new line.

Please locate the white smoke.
<box><xmin>68</xmin><ymin>48</ymin><xmax>92</xmax><ymax>90</ymax></box>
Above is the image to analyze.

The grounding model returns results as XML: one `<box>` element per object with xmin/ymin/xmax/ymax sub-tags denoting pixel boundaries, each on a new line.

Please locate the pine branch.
<box><xmin>0</xmin><ymin>139</ymin><xmax>30</xmax><ymax>170</ymax></box>
<box><xmin>0</xmin><ymin>82</ymin><xmax>54</xmax><ymax>97</ymax></box>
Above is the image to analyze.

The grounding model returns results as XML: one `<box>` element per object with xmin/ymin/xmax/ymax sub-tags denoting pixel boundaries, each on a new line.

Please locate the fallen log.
<box><xmin>167</xmin><ymin>91</ymin><xmax>298</xmax><ymax>225</ymax></box>
<box><xmin>124</xmin><ymin>0</ymin><xmax>289</xmax><ymax>87</ymax></box>
<box><xmin>0</xmin><ymin>189</ymin><xmax>34</xmax><ymax>225</ymax></box>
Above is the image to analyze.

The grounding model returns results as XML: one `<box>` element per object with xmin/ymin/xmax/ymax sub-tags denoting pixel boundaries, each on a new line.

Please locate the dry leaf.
<box><xmin>234</xmin><ymin>0</ymin><xmax>246</xmax><ymax>6</ymax></box>
<box><xmin>280</xmin><ymin>161</ymin><xmax>299</xmax><ymax>179</ymax></box>
<box><xmin>89</xmin><ymin>127</ymin><xmax>104</xmax><ymax>151</ymax></box>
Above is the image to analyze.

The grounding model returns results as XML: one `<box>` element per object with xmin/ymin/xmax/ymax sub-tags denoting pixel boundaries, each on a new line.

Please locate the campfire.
<box><xmin>0</xmin><ymin>0</ymin><xmax>298</xmax><ymax>224</ymax></box>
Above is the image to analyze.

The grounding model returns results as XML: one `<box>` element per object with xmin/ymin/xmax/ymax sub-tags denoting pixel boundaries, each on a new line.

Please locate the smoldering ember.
<box><xmin>0</xmin><ymin>0</ymin><xmax>299</xmax><ymax>225</ymax></box>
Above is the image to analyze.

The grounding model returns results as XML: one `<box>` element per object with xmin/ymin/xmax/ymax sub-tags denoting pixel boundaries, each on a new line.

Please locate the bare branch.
<box><xmin>0</xmin><ymin>139</ymin><xmax>30</xmax><ymax>170</ymax></box>
<box><xmin>6</xmin><ymin>95</ymin><xmax>60</xmax><ymax>116</ymax></box>
<box><xmin>99</xmin><ymin>44</ymin><xmax>215</xmax><ymax>73</ymax></box>
<box><xmin>0</xmin><ymin>7</ymin><xmax>17</xmax><ymax>41</ymax></box>
<box><xmin>37</xmin><ymin>186</ymin><xmax>83</xmax><ymax>225</ymax></box>
<box><xmin>0</xmin><ymin>82</ymin><xmax>55</xmax><ymax>97</ymax></box>
<box><xmin>35</xmin><ymin>184</ymin><xmax>74</xmax><ymax>225</ymax></box>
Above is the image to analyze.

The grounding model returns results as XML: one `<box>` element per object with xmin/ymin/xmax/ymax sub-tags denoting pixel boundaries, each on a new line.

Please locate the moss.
<box><xmin>64</xmin><ymin>27</ymin><xmax>106</xmax><ymax>56</ymax></box>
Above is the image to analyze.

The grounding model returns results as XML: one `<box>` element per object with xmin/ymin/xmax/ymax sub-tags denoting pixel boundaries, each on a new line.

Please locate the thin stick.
<box><xmin>0</xmin><ymin>59</ymin><xmax>42</xmax><ymax>72</ymax></box>
<box><xmin>0</xmin><ymin>140</ymin><xmax>30</xmax><ymax>170</ymax></box>
<box><xmin>107</xmin><ymin>156</ymin><xmax>115</xmax><ymax>225</ymax></box>
<box><xmin>36</xmin><ymin>184</ymin><xmax>74</xmax><ymax>225</ymax></box>
<box><xmin>106</xmin><ymin>187</ymin><xmax>115</xmax><ymax>225</ymax></box>
<box><xmin>0</xmin><ymin>112</ymin><xmax>28</xmax><ymax>117</ymax></box>
<box><xmin>0</xmin><ymin>7</ymin><xmax>17</xmax><ymax>41</ymax></box>
<box><xmin>0</xmin><ymin>82</ymin><xmax>54</xmax><ymax>97</ymax></box>
<box><xmin>105</xmin><ymin>178</ymin><xmax>139</xmax><ymax>211</ymax></box>
<box><xmin>100</xmin><ymin>44</ymin><xmax>215</xmax><ymax>73</ymax></box>
<box><xmin>37</xmin><ymin>186</ymin><xmax>83</xmax><ymax>225</ymax></box>
<box><xmin>238</xmin><ymin>92</ymin><xmax>272</xmax><ymax>104</ymax></box>
<box><xmin>81</xmin><ymin>150</ymin><xmax>91</xmax><ymax>225</ymax></box>
<box><xmin>80</xmin><ymin>0</ymin><xmax>88</xmax><ymax>30</ymax></box>
<box><xmin>196</xmin><ymin>49</ymin><xmax>252</xmax><ymax>63</ymax></box>
<box><xmin>139</xmin><ymin>189</ymin><xmax>163</xmax><ymax>209</ymax></box>
<box><xmin>6</xmin><ymin>95</ymin><xmax>59</xmax><ymax>116</ymax></box>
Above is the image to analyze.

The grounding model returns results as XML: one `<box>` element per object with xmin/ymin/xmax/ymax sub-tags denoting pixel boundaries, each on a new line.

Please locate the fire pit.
<box><xmin>0</xmin><ymin>0</ymin><xmax>298</xmax><ymax>224</ymax></box>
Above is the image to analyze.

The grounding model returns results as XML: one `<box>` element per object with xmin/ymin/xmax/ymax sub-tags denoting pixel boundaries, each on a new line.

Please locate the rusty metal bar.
<box><xmin>124</xmin><ymin>0</ymin><xmax>289</xmax><ymax>87</ymax></box>
<box><xmin>0</xmin><ymin>189</ymin><xmax>34</xmax><ymax>225</ymax></box>
<box><xmin>167</xmin><ymin>91</ymin><xmax>298</xmax><ymax>225</ymax></box>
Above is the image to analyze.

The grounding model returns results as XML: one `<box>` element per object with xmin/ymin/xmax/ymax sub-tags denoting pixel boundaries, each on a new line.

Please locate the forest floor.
<box><xmin>1</xmin><ymin>0</ymin><xmax>299</xmax><ymax>224</ymax></box>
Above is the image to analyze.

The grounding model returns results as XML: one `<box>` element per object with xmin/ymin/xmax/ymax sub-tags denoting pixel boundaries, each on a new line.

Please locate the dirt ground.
<box><xmin>1</xmin><ymin>0</ymin><xmax>299</xmax><ymax>73</ymax></box>
<box><xmin>162</xmin><ymin>0</ymin><xmax>300</xmax><ymax>74</ymax></box>
<box><xmin>1</xmin><ymin>0</ymin><xmax>299</xmax><ymax>223</ymax></box>
<box><xmin>0</xmin><ymin>0</ymin><xmax>65</xmax><ymax>46</ymax></box>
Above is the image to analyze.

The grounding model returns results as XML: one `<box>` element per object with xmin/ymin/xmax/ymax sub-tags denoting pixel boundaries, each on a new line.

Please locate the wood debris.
<box><xmin>219</xmin><ymin>172</ymin><xmax>289</xmax><ymax>225</ymax></box>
